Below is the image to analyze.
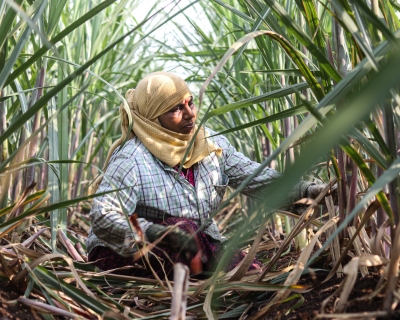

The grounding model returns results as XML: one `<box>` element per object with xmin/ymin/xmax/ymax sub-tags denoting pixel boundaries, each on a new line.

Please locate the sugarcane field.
<box><xmin>1</xmin><ymin>0</ymin><xmax>400</xmax><ymax>319</ymax></box>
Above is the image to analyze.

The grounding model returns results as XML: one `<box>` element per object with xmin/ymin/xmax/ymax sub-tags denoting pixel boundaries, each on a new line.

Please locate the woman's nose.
<box><xmin>182</xmin><ymin>103</ymin><xmax>195</xmax><ymax>119</ymax></box>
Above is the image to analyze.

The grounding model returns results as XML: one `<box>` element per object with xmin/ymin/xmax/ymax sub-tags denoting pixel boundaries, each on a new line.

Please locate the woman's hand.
<box><xmin>306</xmin><ymin>183</ymin><xmax>338</xmax><ymax>204</ymax></box>
<box><xmin>145</xmin><ymin>224</ymin><xmax>198</xmax><ymax>257</ymax></box>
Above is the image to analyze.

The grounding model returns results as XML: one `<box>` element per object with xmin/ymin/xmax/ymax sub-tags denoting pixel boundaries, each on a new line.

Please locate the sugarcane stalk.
<box><xmin>21</xmin><ymin>228</ymin><xmax>47</xmax><ymax>248</ymax></box>
<box><xmin>57</xmin><ymin>229</ymin><xmax>84</xmax><ymax>262</ymax></box>
<box><xmin>25</xmin><ymin>66</ymin><xmax>46</xmax><ymax>188</ymax></box>
<box><xmin>74</xmin><ymin>242</ymin><xmax>88</xmax><ymax>262</ymax></box>
<box><xmin>18</xmin><ymin>297</ymin><xmax>80</xmax><ymax>319</ymax></box>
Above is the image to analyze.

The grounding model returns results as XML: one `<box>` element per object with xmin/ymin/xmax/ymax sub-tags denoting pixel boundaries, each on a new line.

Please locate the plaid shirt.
<box><xmin>86</xmin><ymin>129</ymin><xmax>310</xmax><ymax>257</ymax></box>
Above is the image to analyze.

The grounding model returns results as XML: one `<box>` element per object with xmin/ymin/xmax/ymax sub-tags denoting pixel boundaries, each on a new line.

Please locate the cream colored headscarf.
<box><xmin>98</xmin><ymin>72</ymin><xmax>221</xmax><ymax>188</ymax></box>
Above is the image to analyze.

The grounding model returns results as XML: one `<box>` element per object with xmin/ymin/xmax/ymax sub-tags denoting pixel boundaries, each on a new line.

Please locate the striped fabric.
<box><xmin>86</xmin><ymin>129</ymin><xmax>312</xmax><ymax>257</ymax></box>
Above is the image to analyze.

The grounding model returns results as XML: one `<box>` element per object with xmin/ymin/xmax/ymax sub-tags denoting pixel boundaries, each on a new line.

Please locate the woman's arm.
<box><xmin>214</xmin><ymin>133</ymin><xmax>313</xmax><ymax>204</ymax></box>
<box><xmin>89</xmin><ymin>153</ymin><xmax>153</xmax><ymax>257</ymax></box>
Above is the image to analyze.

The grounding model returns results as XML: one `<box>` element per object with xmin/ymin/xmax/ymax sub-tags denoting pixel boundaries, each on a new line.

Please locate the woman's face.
<box><xmin>158</xmin><ymin>96</ymin><xmax>197</xmax><ymax>134</ymax></box>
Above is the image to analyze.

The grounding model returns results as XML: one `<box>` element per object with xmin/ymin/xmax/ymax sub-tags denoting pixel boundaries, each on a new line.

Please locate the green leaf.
<box><xmin>263</xmin><ymin>0</ymin><xmax>341</xmax><ymax>83</ymax></box>
<box><xmin>212</xmin><ymin>105</ymin><xmax>308</xmax><ymax>136</ymax></box>
<box><xmin>5</xmin><ymin>0</ymin><xmax>117</xmax><ymax>87</ymax></box>
<box><xmin>47</xmin><ymin>0</ymin><xmax>68</xmax><ymax>36</ymax></box>
<box><xmin>340</xmin><ymin>139</ymin><xmax>393</xmax><ymax>222</ymax></box>
<box><xmin>0</xmin><ymin>0</ymin><xmax>24</xmax><ymax>51</ymax></box>
<box><xmin>299</xmin><ymin>0</ymin><xmax>332</xmax><ymax>91</ymax></box>
<box><xmin>349</xmin><ymin>128</ymin><xmax>387</xmax><ymax>169</ymax></box>
<box><xmin>353</xmin><ymin>0</ymin><xmax>397</xmax><ymax>44</ymax></box>
<box><xmin>33</xmin><ymin>266</ymin><xmax>117</xmax><ymax>315</ymax></box>
<box><xmin>0</xmin><ymin>13</ymin><xmax>151</xmax><ymax>146</ymax></box>
<box><xmin>0</xmin><ymin>0</ymin><xmax>47</xmax><ymax>90</ymax></box>
<box><xmin>205</xmin><ymin>82</ymin><xmax>309</xmax><ymax>120</ymax></box>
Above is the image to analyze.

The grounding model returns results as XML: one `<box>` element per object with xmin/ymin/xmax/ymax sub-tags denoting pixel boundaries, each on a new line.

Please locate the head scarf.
<box><xmin>95</xmin><ymin>72</ymin><xmax>221</xmax><ymax>191</ymax></box>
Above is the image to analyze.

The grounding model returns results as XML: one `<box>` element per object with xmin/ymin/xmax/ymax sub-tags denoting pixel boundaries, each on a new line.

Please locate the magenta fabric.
<box><xmin>88</xmin><ymin>218</ymin><xmax>261</xmax><ymax>278</ymax></box>
<box><xmin>173</xmin><ymin>165</ymin><xmax>195</xmax><ymax>186</ymax></box>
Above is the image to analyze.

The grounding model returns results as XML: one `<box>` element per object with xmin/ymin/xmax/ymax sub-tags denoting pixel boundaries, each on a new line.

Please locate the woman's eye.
<box><xmin>170</xmin><ymin>106</ymin><xmax>181</xmax><ymax>113</ymax></box>
<box><xmin>169</xmin><ymin>99</ymin><xmax>194</xmax><ymax>113</ymax></box>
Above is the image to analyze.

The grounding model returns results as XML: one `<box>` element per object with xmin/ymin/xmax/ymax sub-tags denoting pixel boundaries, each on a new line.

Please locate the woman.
<box><xmin>87</xmin><ymin>72</ymin><xmax>323</xmax><ymax>278</ymax></box>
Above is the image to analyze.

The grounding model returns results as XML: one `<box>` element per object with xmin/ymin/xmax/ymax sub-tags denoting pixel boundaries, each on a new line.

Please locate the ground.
<box><xmin>1</xmin><ymin>262</ymin><xmax>399</xmax><ymax>319</ymax></box>
<box><xmin>0</xmin><ymin>284</ymin><xmax>41</xmax><ymax>320</ymax></box>
<box><xmin>271</xmin><ymin>272</ymin><xmax>400</xmax><ymax>320</ymax></box>
<box><xmin>0</xmin><ymin>212</ymin><xmax>398</xmax><ymax>319</ymax></box>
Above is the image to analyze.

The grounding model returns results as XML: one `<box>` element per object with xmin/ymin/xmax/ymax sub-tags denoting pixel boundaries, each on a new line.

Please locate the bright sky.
<box><xmin>133</xmin><ymin>0</ymin><xmax>209</xmax><ymax>40</ymax></box>
<box><xmin>130</xmin><ymin>0</ymin><xmax>212</xmax><ymax>87</ymax></box>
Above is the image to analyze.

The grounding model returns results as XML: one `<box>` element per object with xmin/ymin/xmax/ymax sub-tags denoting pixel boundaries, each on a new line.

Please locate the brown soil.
<box><xmin>268</xmin><ymin>271</ymin><xmax>400</xmax><ymax>320</ymax></box>
<box><xmin>0</xmin><ymin>283</ymin><xmax>41</xmax><ymax>320</ymax></box>
<box><xmin>248</xmin><ymin>237</ymin><xmax>400</xmax><ymax>320</ymax></box>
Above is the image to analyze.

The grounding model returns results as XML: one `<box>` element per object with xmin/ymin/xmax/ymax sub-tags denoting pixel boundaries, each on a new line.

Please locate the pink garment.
<box><xmin>174</xmin><ymin>166</ymin><xmax>195</xmax><ymax>186</ymax></box>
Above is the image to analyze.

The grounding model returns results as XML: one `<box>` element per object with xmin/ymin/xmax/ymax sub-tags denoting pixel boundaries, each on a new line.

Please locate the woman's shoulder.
<box><xmin>204</xmin><ymin>127</ymin><xmax>231</xmax><ymax>148</ymax></box>
<box><xmin>109</xmin><ymin>137</ymin><xmax>152</xmax><ymax>163</ymax></box>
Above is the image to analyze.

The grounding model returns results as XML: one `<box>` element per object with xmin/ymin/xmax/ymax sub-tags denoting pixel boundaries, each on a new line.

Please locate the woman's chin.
<box><xmin>180</xmin><ymin>126</ymin><xmax>195</xmax><ymax>134</ymax></box>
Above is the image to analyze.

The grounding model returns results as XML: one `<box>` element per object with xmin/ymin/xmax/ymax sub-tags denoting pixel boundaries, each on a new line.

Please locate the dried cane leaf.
<box><xmin>171</xmin><ymin>263</ymin><xmax>189</xmax><ymax>320</ymax></box>
<box><xmin>360</xmin><ymin>227</ymin><xmax>372</xmax><ymax>254</ymax></box>
<box><xmin>326</xmin><ymin>199</ymin><xmax>382</xmax><ymax>281</ymax></box>
<box><xmin>373</xmin><ymin>220</ymin><xmax>391</xmax><ymax>256</ymax></box>
<box><xmin>347</xmin><ymin>227</ymin><xmax>368</xmax><ymax>277</ymax></box>
<box><xmin>358</xmin><ymin>253</ymin><xmax>389</xmax><ymax>267</ymax></box>
<box><xmin>250</xmin><ymin>217</ymin><xmax>340</xmax><ymax>319</ymax></box>
<box><xmin>336</xmin><ymin>257</ymin><xmax>360</xmax><ymax>312</ymax></box>
<box><xmin>314</xmin><ymin>311</ymin><xmax>388</xmax><ymax>318</ymax></box>
<box><xmin>256</xmin><ymin>179</ymin><xmax>337</xmax><ymax>282</ymax></box>
<box><xmin>0</xmin><ymin>254</ymin><xmax>16</xmax><ymax>279</ymax></box>
<box><xmin>325</xmin><ymin>195</ymin><xmax>342</xmax><ymax>278</ymax></box>
<box><xmin>11</xmin><ymin>253</ymin><xmax>95</xmax><ymax>300</ymax></box>
<box><xmin>384</xmin><ymin>221</ymin><xmax>400</xmax><ymax>310</ymax></box>
<box><xmin>229</xmin><ymin>219</ymin><xmax>267</xmax><ymax>281</ymax></box>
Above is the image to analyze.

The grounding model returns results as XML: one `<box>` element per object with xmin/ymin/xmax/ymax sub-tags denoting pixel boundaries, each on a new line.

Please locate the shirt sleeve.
<box><xmin>215</xmin><ymin>134</ymin><xmax>313</xmax><ymax>205</ymax></box>
<box><xmin>89</xmin><ymin>152</ymin><xmax>153</xmax><ymax>257</ymax></box>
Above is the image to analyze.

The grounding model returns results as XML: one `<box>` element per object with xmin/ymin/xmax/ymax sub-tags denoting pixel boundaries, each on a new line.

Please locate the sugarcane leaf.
<box><xmin>349</xmin><ymin>128</ymin><xmax>387</xmax><ymax>169</ymax></box>
<box><xmin>204</xmin><ymin>82</ymin><xmax>309</xmax><ymax>120</ymax></box>
<box><xmin>5</xmin><ymin>0</ymin><xmax>117</xmax><ymax>86</ymax></box>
